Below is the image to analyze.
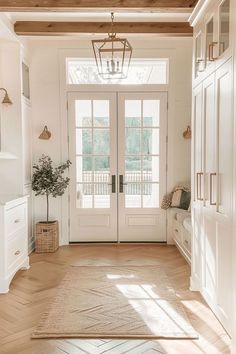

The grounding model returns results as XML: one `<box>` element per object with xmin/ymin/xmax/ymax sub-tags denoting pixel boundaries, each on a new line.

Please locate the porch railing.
<box><xmin>82</xmin><ymin>171</ymin><xmax>152</xmax><ymax>195</ymax></box>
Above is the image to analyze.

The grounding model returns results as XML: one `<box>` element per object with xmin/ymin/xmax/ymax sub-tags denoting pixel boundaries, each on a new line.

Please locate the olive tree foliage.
<box><xmin>32</xmin><ymin>155</ymin><xmax>71</xmax><ymax>222</ymax></box>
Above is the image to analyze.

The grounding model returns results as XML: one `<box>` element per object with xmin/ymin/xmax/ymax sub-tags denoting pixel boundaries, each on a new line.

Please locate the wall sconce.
<box><xmin>0</xmin><ymin>88</ymin><xmax>13</xmax><ymax>105</ymax></box>
<box><xmin>39</xmin><ymin>126</ymin><xmax>51</xmax><ymax>140</ymax></box>
<box><xmin>183</xmin><ymin>125</ymin><xmax>191</xmax><ymax>139</ymax></box>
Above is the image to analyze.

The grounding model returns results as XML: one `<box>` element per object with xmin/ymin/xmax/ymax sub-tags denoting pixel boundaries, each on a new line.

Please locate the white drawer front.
<box><xmin>183</xmin><ymin>230</ymin><xmax>191</xmax><ymax>253</ymax></box>
<box><xmin>173</xmin><ymin>220</ymin><xmax>182</xmax><ymax>244</ymax></box>
<box><xmin>6</xmin><ymin>203</ymin><xmax>27</xmax><ymax>236</ymax></box>
<box><xmin>7</xmin><ymin>232</ymin><xmax>27</xmax><ymax>271</ymax></box>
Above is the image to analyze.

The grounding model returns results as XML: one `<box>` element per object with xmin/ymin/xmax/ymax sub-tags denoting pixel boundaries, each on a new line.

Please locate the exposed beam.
<box><xmin>14</xmin><ymin>21</ymin><xmax>193</xmax><ymax>36</ymax></box>
<box><xmin>0</xmin><ymin>0</ymin><xmax>198</xmax><ymax>12</ymax></box>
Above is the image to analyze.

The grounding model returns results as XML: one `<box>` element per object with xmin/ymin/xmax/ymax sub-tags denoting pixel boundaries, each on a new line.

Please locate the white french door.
<box><xmin>68</xmin><ymin>91</ymin><xmax>167</xmax><ymax>242</ymax></box>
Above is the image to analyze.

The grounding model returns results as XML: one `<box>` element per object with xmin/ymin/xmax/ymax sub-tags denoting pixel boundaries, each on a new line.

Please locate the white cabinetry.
<box><xmin>0</xmin><ymin>196</ymin><xmax>29</xmax><ymax>293</ymax></box>
<box><xmin>191</xmin><ymin>0</ymin><xmax>231</xmax><ymax>85</ymax></box>
<box><xmin>191</xmin><ymin>58</ymin><xmax>233</xmax><ymax>333</ymax></box>
<box><xmin>171</xmin><ymin>209</ymin><xmax>192</xmax><ymax>264</ymax></box>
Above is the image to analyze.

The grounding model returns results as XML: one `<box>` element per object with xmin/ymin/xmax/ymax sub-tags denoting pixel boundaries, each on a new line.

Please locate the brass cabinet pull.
<box><xmin>196</xmin><ymin>172</ymin><xmax>203</xmax><ymax>201</ymax></box>
<box><xmin>210</xmin><ymin>172</ymin><xmax>217</xmax><ymax>205</ymax></box>
<box><xmin>14</xmin><ymin>250</ymin><xmax>20</xmax><ymax>256</ymax></box>
<box><xmin>208</xmin><ymin>42</ymin><xmax>218</xmax><ymax>61</ymax></box>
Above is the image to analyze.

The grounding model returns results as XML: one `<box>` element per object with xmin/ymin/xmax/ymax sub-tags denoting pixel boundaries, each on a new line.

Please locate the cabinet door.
<box><xmin>192</xmin><ymin>84</ymin><xmax>204</xmax><ymax>288</ymax></box>
<box><xmin>202</xmin><ymin>208</ymin><xmax>217</xmax><ymax>303</ymax></box>
<box><xmin>205</xmin><ymin>17</ymin><xmax>215</xmax><ymax>66</ymax></box>
<box><xmin>203</xmin><ymin>73</ymin><xmax>216</xmax><ymax>208</ymax></box>
<box><xmin>215</xmin><ymin>58</ymin><xmax>233</xmax><ymax>332</ymax></box>
<box><xmin>194</xmin><ymin>32</ymin><xmax>204</xmax><ymax>79</ymax></box>
<box><xmin>193</xmin><ymin>84</ymin><xmax>204</xmax><ymax>202</ymax></box>
<box><xmin>192</xmin><ymin>206</ymin><xmax>203</xmax><ymax>287</ymax></box>
<box><xmin>202</xmin><ymin>73</ymin><xmax>217</xmax><ymax>304</ymax></box>
<box><xmin>216</xmin><ymin>58</ymin><xmax>233</xmax><ymax>217</ymax></box>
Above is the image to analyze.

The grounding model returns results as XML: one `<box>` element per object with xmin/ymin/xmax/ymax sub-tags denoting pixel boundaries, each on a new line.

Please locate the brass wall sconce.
<box><xmin>39</xmin><ymin>126</ymin><xmax>51</xmax><ymax>140</ymax></box>
<box><xmin>0</xmin><ymin>88</ymin><xmax>13</xmax><ymax>105</ymax></box>
<box><xmin>183</xmin><ymin>125</ymin><xmax>191</xmax><ymax>139</ymax></box>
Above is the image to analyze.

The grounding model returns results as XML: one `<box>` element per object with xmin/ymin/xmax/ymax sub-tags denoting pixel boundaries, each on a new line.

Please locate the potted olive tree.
<box><xmin>32</xmin><ymin>155</ymin><xmax>71</xmax><ymax>253</ymax></box>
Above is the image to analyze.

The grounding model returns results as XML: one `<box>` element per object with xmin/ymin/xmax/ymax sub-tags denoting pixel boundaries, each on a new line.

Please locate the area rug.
<box><xmin>32</xmin><ymin>266</ymin><xmax>197</xmax><ymax>339</ymax></box>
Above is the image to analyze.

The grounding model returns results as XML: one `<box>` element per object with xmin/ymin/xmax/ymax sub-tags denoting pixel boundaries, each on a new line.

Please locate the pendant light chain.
<box><xmin>109</xmin><ymin>12</ymin><xmax>116</xmax><ymax>39</ymax></box>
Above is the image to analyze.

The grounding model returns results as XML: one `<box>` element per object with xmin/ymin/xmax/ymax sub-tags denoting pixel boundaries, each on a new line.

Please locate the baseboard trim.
<box><xmin>190</xmin><ymin>275</ymin><xmax>201</xmax><ymax>291</ymax></box>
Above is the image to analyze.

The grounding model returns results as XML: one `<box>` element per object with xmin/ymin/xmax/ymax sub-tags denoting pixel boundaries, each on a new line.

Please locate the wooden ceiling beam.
<box><xmin>0</xmin><ymin>0</ymin><xmax>198</xmax><ymax>12</ymax></box>
<box><xmin>14</xmin><ymin>21</ymin><xmax>193</xmax><ymax>36</ymax></box>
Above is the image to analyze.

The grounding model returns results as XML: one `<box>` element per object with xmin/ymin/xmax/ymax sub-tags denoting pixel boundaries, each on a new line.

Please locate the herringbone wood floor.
<box><xmin>0</xmin><ymin>244</ymin><xmax>231</xmax><ymax>354</ymax></box>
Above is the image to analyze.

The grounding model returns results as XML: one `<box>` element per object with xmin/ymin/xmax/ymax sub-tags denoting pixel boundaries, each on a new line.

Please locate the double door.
<box><xmin>192</xmin><ymin>58</ymin><xmax>233</xmax><ymax>332</ymax></box>
<box><xmin>68</xmin><ymin>91</ymin><xmax>167</xmax><ymax>242</ymax></box>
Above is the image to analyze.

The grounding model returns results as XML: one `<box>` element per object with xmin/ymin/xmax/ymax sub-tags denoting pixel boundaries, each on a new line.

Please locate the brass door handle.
<box><xmin>208</xmin><ymin>42</ymin><xmax>218</xmax><ymax>61</ymax></box>
<box><xmin>210</xmin><ymin>172</ymin><xmax>217</xmax><ymax>205</ymax></box>
<box><xmin>196</xmin><ymin>172</ymin><xmax>203</xmax><ymax>201</ymax></box>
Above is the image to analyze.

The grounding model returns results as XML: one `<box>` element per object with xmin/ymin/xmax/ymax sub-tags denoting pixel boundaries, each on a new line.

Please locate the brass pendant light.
<box><xmin>92</xmin><ymin>13</ymin><xmax>132</xmax><ymax>80</ymax></box>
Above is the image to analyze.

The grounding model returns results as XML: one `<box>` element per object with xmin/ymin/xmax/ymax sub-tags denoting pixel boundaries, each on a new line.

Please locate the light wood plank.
<box><xmin>0</xmin><ymin>245</ymin><xmax>231</xmax><ymax>354</ymax></box>
<box><xmin>0</xmin><ymin>0</ymin><xmax>198</xmax><ymax>12</ymax></box>
<box><xmin>14</xmin><ymin>21</ymin><xmax>193</xmax><ymax>36</ymax></box>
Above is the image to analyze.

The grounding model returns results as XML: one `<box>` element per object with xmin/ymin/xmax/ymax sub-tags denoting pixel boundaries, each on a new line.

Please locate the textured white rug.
<box><xmin>32</xmin><ymin>266</ymin><xmax>197</xmax><ymax>339</ymax></box>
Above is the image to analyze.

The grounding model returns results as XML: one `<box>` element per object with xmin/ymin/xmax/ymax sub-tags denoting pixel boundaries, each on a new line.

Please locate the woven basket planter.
<box><xmin>35</xmin><ymin>221</ymin><xmax>59</xmax><ymax>253</ymax></box>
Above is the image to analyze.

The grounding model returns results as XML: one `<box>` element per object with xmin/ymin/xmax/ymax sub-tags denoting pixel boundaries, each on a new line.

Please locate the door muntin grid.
<box><xmin>124</xmin><ymin>99</ymin><xmax>160</xmax><ymax>208</ymax></box>
<box><xmin>75</xmin><ymin>99</ymin><xmax>111</xmax><ymax>209</ymax></box>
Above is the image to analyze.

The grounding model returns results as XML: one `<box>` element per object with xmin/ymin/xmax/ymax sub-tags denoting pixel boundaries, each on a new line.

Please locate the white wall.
<box><xmin>29</xmin><ymin>36</ymin><xmax>192</xmax><ymax>244</ymax></box>
<box><xmin>0</xmin><ymin>41</ymin><xmax>24</xmax><ymax>195</ymax></box>
<box><xmin>0</xmin><ymin>19</ymin><xmax>34</xmax><ymax>251</ymax></box>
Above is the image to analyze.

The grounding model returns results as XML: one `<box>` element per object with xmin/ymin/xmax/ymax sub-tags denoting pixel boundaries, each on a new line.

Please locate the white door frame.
<box><xmin>67</xmin><ymin>85</ymin><xmax>168</xmax><ymax>243</ymax></box>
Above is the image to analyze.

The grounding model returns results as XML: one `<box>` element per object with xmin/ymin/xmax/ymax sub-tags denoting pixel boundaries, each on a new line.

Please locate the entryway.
<box><xmin>68</xmin><ymin>90</ymin><xmax>167</xmax><ymax>242</ymax></box>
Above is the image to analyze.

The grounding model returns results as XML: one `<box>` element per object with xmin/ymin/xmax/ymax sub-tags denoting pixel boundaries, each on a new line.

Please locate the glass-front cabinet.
<box><xmin>205</xmin><ymin>17</ymin><xmax>215</xmax><ymax>65</ymax></box>
<box><xmin>193</xmin><ymin>0</ymin><xmax>231</xmax><ymax>81</ymax></box>
<box><xmin>194</xmin><ymin>32</ymin><xmax>203</xmax><ymax>78</ymax></box>
<box><xmin>219</xmin><ymin>0</ymin><xmax>230</xmax><ymax>56</ymax></box>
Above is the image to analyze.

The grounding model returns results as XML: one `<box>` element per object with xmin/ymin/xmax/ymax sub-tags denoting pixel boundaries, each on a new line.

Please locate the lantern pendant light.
<box><xmin>92</xmin><ymin>13</ymin><xmax>132</xmax><ymax>80</ymax></box>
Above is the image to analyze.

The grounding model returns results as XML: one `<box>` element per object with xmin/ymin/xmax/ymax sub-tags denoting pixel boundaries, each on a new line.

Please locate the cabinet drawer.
<box><xmin>5</xmin><ymin>203</ymin><xmax>26</xmax><ymax>236</ymax></box>
<box><xmin>183</xmin><ymin>230</ymin><xmax>191</xmax><ymax>253</ymax></box>
<box><xmin>7</xmin><ymin>232</ymin><xmax>27</xmax><ymax>270</ymax></box>
<box><xmin>173</xmin><ymin>220</ymin><xmax>182</xmax><ymax>244</ymax></box>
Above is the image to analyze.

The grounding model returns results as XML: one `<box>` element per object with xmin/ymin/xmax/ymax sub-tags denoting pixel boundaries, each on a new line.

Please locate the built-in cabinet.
<box><xmin>0</xmin><ymin>196</ymin><xmax>29</xmax><ymax>293</ymax></box>
<box><xmin>190</xmin><ymin>0</ymin><xmax>233</xmax><ymax>335</ymax></box>
<box><xmin>193</xmin><ymin>0</ymin><xmax>231</xmax><ymax>82</ymax></box>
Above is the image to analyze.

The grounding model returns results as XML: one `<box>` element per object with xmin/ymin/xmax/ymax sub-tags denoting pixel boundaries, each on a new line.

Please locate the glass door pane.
<box><xmin>75</xmin><ymin>99</ymin><xmax>111</xmax><ymax>209</ymax></box>
<box><xmin>124</xmin><ymin>99</ymin><xmax>160</xmax><ymax>208</ymax></box>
